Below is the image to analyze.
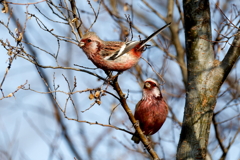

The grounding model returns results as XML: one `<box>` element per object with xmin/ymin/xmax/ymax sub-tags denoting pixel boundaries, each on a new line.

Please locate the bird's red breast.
<box><xmin>134</xmin><ymin>96</ymin><xmax>168</xmax><ymax>135</ymax></box>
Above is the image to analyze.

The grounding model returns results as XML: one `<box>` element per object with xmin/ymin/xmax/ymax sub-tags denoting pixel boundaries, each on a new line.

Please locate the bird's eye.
<box><xmin>87</xmin><ymin>39</ymin><xmax>92</xmax><ymax>42</ymax></box>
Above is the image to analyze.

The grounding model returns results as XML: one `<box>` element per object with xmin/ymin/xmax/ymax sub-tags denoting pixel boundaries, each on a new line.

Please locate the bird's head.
<box><xmin>79</xmin><ymin>32</ymin><xmax>102</xmax><ymax>54</ymax></box>
<box><xmin>143</xmin><ymin>78</ymin><xmax>161</xmax><ymax>98</ymax></box>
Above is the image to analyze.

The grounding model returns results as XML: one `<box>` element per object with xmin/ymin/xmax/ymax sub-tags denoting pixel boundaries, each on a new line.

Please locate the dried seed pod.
<box><xmin>123</xmin><ymin>3</ymin><xmax>129</xmax><ymax>12</ymax></box>
<box><xmin>7</xmin><ymin>49</ymin><xmax>12</xmax><ymax>56</ymax></box>
<box><xmin>16</xmin><ymin>32</ymin><xmax>23</xmax><ymax>42</ymax></box>
<box><xmin>96</xmin><ymin>99</ymin><xmax>101</xmax><ymax>105</ymax></box>
<box><xmin>71</xmin><ymin>18</ymin><xmax>78</xmax><ymax>23</ymax></box>
<box><xmin>94</xmin><ymin>91</ymin><xmax>101</xmax><ymax>98</ymax></box>
<box><xmin>2</xmin><ymin>1</ymin><xmax>8</xmax><ymax>13</ymax></box>
<box><xmin>7</xmin><ymin>93</ymin><xmax>13</xmax><ymax>97</ymax></box>
<box><xmin>89</xmin><ymin>93</ymin><xmax>94</xmax><ymax>100</ymax></box>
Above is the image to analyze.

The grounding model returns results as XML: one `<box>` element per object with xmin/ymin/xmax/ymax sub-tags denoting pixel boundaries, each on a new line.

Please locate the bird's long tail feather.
<box><xmin>139</xmin><ymin>22</ymin><xmax>171</xmax><ymax>49</ymax></box>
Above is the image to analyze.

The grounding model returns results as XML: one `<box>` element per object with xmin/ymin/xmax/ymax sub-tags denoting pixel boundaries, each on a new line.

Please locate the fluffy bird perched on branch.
<box><xmin>132</xmin><ymin>78</ymin><xmax>168</xmax><ymax>144</ymax></box>
<box><xmin>79</xmin><ymin>23</ymin><xmax>171</xmax><ymax>71</ymax></box>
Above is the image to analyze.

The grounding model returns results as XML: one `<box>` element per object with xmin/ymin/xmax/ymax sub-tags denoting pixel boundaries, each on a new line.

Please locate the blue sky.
<box><xmin>0</xmin><ymin>0</ymin><xmax>239</xmax><ymax>160</ymax></box>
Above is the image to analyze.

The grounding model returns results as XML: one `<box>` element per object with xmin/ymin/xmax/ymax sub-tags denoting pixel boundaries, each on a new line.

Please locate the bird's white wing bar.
<box><xmin>104</xmin><ymin>43</ymin><xmax>126</xmax><ymax>60</ymax></box>
<box><xmin>123</xmin><ymin>41</ymin><xmax>140</xmax><ymax>53</ymax></box>
<box><xmin>106</xmin><ymin>41</ymin><xmax>140</xmax><ymax>60</ymax></box>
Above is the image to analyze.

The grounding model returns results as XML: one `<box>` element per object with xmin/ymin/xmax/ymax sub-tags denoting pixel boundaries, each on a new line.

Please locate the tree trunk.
<box><xmin>177</xmin><ymin>0</ymin><xmax>240</xmax><ymax>159</ymax></box>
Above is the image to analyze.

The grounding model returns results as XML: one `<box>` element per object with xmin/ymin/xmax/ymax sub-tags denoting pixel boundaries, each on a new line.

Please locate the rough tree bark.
<box><xmin>177</xmin><ymin>0</ymin><xmax>240</xmax><ymax>159</ymax></box>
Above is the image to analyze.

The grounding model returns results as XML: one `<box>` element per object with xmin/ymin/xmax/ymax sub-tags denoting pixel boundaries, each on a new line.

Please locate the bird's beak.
<box><xmin>79</xmin><ymin>41</ymin><xmax>85</xmax><ymax>47</ymax></box>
